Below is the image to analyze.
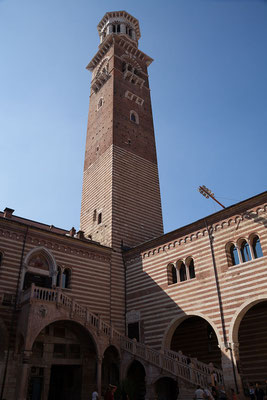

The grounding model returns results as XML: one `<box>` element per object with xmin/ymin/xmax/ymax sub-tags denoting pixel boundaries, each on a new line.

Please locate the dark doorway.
<box><xmin>128</xmin><ymin>322</ymin><xmax>139</xmax><ymax>341</ymax></box>
<box><xmin>48</xmin><ymin>365</ymin><xmax>82</xmax><ymax>400</ymax></box>
<box><xmin>102</xmin><ymin>346</ymin><xmax>120</xmax><ymax>390</ymax></box>
<box><xmin>127</xmin><ymin>360</ymin><xmax>146</xmax><ymax>400</ymax></box>
<box><xmin>155</xmin><ymin>377</ymin><xmax>178</xmax><ymax>400</ymax></box>
<box><xmin>27</xmin><ymin>376</ymin><xmax>43</xmax><ymax>400</ymax></box>
<box><xmin>239</xmin><ymin>301</ymin><xmax>267</xmax><ymax>385</ymax></box>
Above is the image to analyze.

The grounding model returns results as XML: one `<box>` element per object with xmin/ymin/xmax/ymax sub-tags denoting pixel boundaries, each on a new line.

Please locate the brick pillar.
<box><xmin>17</xmin><ymin>351</ymin><xmax>32</xmax><ymax>400</ymax></box>
<box><xmin>97</xmin><ymin>356</ymin><xmax>102</xmax><ymax>397</ymax></box>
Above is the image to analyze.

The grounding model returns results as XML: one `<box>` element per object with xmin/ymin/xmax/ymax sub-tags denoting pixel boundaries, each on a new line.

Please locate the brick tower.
<box><xmin>80</xmin><ymin>11</ymin><xmax>163</xmax><ymax>248</ymax></box>
<box><xmin>80</xmin><ymin>11</ymin><xmax>163</xmax><ymax>329</ymax></box>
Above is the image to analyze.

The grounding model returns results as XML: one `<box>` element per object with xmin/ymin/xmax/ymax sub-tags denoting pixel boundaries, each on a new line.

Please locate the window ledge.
<box><xmin>168</xmin><ymin>277</ymin><xmax>196</xmax><ymax>286</ymax></box>
<box><xmin>228</xmin><ymin>255</ymin><xmax>265</xmax><ymax>269</ymax></box>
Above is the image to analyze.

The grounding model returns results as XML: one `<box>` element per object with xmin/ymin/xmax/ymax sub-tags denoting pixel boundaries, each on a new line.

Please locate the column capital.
<box><xmin>22</xmin><ymin>350</ymin><xmax>32</xmax><ymax>364</ymax></box>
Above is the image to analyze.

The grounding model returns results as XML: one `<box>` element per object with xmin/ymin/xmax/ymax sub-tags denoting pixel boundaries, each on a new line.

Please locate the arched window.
<box><xmin>240</xmin><ymin>240</ymin><xmax>251</xmax><ymax>263</ymax></box>
<box><xmin>97</xmin><ymin>97</ymin><xmax>103</xmax><ymax>110</ymax></box>
<box><xmin>251</xmin><ymin>235</ymin><xmax>263</xmax><ymax>259</ymax></box>
<box><xmin>188</xmin><ymin>259</ymin><xmax>195</xmax><ymax>279</ymax></box>
<box><xmin>98</xmin><ymin>212</ymin><xmax>102</xmax><ymax>224</ymax></box>
<box><xmin>230</xmin><ymin>244</ymin><xmax>240</xmax><ymax>266</ymax></box>
<box><xmin>131</xmin><ymin>113</ymin><xmax>136</xmax><ymax>122</ymax></box>
<box><xmin>62</xmin><ymin>269</ymin><xmax>71</xmax><ymax>289</ymax></box>
<box><xmin>130</xmin><ymin>111</ymin><xmax>139</xmax><ymax>124</ymax></box>
<box><xmin>112</xmin><ymin>24</ymin><xmax>120</xmax><ymax>33</ymax></box>
<box><xmin>171</xmin><ymin>265</ymin><xmax>177</xmax><ymax>284</ymax></box>
<box><xmin>126</xmin><ymin>26</ymin><xmax>134</xmax><ymax>38</ymax></box>
<box><xmin>179</xmin><ymin>262</ymin><xmax>187</xmax><ymax>282</ymax></box>
<box><xmin>56</xmin><ymin>267</ymin><xmax>61</xmax><ymax>287</ymax></box>
<box><xmin>167</xmin><ymin>263</ymin><xmax>177</xmax><ymax>285</ymax></box>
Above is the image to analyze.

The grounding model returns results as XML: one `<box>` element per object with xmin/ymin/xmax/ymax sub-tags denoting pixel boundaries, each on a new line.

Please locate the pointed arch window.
<box><xmin>130</xmin><ymin>111</ymin><xmax>139</xmax><ymax>124</ymax></box>
<box><xmin>131</xmin><ymin>113</ymin><xmax>136</xmax><ymax>122</ymax></box>
<box><xmin>188</xmin><ymin>259</ymin><xmax>195</xmax><ymax>279</ymax></box>
<box><xmin>167</xmin><ymin>263</ymin><xmax>177</xmax><ymax>285</ymax></box>
<box><xmin>240</xmin><ymin>240</ymin><xmax>251</xmax><ymax>263</ymax></box>
<box><xmin>171</xmin><ymin>265</ymin><xmax>177</xmax><ymax>284</ymax></box>
<box><xmin>251</xmin><ymin>235</ymin><xmax>263</xmax><ymax>259</ymax></box>
<box><xmin>97</xmin><ymin>97</ymin><xmax>103</xmax><ymax>110</ymax></box>
<box><xmin>179</xmin><ymin>262</ymin><xmax>187</xmax><ymax>282</ymax></box>
<box><xmin>62</xmin><ymin>269</ymin><xmax>71</xmax><ymax>289</ymax></box>
<box><xmin>230</xmin><ymin>244</ymin><xmax>240</xmax><ymax>266</ymax></box>
<box><xmin>56</xmin><ymin>267</ymin><xmax>61</xmax><ymax>287</ymax></box>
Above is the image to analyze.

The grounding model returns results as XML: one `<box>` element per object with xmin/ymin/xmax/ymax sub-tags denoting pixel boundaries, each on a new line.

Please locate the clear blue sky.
<box><xmin>0</xmin><ymin>0</ymin><xmax>266</xmax><ymax>234</ymax></box>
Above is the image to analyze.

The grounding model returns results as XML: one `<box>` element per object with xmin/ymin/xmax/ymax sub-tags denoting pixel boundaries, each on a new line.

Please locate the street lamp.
<box><xmin>198</xmin><ymin>185</ymin><xmax>225</xmax><ymax>209</ymax></box>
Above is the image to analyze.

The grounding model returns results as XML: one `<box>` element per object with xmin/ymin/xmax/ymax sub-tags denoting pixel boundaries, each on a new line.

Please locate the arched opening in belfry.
<box><xmin>170</xmin><ymin>316</ymin><xmax>221</xmax><ymax>368</ymax></box>
<box><xmin>126</xmin><ymin>360</ymin><xmax>146</xmax><ymax>400</ymax></box>
<box><xmin>155</xmin><ymin>377</ymin><xmax>179</xmax><ymax>400</ymax></box>
<box><xmin>238</xmin><ymin>301</ymin><xmax>267</xmax><ymax>386</ymax></box>
<box><xmin>25</xmin><ymin>320</ymin><xmax>97</xmax><ymax>400</ymax></box>
<box><xmin>102</xmin><ymin>345</ymin><xmax>120</xmax><ymax>392</ymax></box>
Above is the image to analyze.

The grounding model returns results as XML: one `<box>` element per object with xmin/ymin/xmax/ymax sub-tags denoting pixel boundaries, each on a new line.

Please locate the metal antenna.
<box><xmin>198</xmin><ymin>185</ymin><xmax>225</xmax><ymax>209</ymax></box>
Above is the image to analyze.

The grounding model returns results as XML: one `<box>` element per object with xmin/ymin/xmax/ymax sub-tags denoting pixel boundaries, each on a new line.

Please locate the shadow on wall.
<box><xmin>124</xmin><ymin>250</ymin><xmax>267</xmax><ymax>393</ymax></box>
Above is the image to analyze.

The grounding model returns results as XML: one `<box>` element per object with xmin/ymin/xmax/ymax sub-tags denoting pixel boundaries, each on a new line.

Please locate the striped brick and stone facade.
<box><xmin>123</xmin><ymin>191</ymin><xmax>267</xmax><ymax>394</ymax></box>
<box><xmin>0</xmin><ymin>10</ymin><xmax>266</xmax><ymax>400</ymax></box>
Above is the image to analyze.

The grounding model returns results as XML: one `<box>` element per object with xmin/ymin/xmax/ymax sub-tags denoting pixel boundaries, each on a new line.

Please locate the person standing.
<box><xmin>249</xmin><ymin>384</ymin><xmax>255</xmax><ymax>400</ymax></box>
<box><xmin>92</xmin><ymin>389</ymin><xmax>98</xmax><ymax>400</ymax></box>
<box><xmin>218</xmin><ymin>386</ymin><xmax>228</xmax><ymax>400</ymax></box>
<box><xmin>230</xmin><ymin>388</ymin><xmax>237</xmax><ymax>400</ymax></box>
<box><xmin>104</xmin><ymin>384</ymin><xmax>117</xmax><ymax>400</ymax></box>
<box><xmin>194</xmin><ymin>385</ymin><xmax>205</xmax><ymax>399</ymax></box>
<box><xmin>212</xmin><ymin>386</ymin><xmax>219</xmax><ymax>400</ymax></box>
<box><xmin>204</xmin><ymin>385</ymin><xmax>215</xmax><ymax>400</ymax></box>
<box><xmin>255</xmin><ymin>383</ymin><xmax>265</xmax><ymax>400</ymax></box>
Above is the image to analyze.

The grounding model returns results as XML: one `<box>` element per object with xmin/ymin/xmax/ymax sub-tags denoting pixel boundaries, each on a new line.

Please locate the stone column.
<box><xmin>42</xmin><ymin>366</ymin><xmax>51</xmax><ymax>400</ymax></box>
<box><xmin>42</xmin><ymin>342</ymin><xmax>53</xmax><ymax>400</ymax></box>
<box><xmin>17</xmin><ymin>351</ymin><xmax>32</xmax><ymax>400</ymax></box>
<box><xmin>145</xmin><ymin>381</ymin><xmax>155</xmax><ymax>400</ymax></box>
<box><xmin>120</xmin><ymin>23</ymin><xmax>126</xmax><ymax>34</ymax></box>
<box><xmin>107</xmin><ymin>24</ymin><xmax>113</xmax><ymax>35</ymax></box>
<box><xmin>97</xmin><ymin>356</ymin><xmax>102</xmax><ymax>397</ymax></box>
<box><xmin>131</xmin><ymin>30</ymin><xmax>136</xmax><ymax>41</ymax></box>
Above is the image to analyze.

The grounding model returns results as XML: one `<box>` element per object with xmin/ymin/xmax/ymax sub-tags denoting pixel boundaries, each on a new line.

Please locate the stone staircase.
<box><xmin>21</xmin><ymin>284</ymin><xmax>224</xmax><ymax>390</ymax></box>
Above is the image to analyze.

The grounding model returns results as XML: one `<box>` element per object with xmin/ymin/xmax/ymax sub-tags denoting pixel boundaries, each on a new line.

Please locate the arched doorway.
<box><xmin>238</xmin><ymin>301</ymin><xmax>267</xmax><ymax>386</ymax></box>
<box><xmin>169</xmin><ymin>316</ymin><xmax>221</xmax><ymax>367</ymax></box>
<box><xmin>21</xmin><ymin>247</ymin><xmax>57</xmax><ymax>290</ymax></box>
<box><xmin>102</xmin><ymin>346</ymin><xmax>120</xmax><ymax>391</ymax></box>
<box><xmin>155</xmin><ymin>377</ymin><xmax>178</xmax><ymax>400</ymax></box>
<box><xmin>126</xmin><ymin>360</ymin><xmax>146</xmax><ymax>400</ymax></box>
<box><xmin>26</xmin><ymin>320</ymin><xmax>97</xmax><ymax>400</ymax></box>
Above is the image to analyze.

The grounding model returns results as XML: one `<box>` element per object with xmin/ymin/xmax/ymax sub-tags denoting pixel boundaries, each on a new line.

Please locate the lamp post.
<box><xmin>198</xmin><ymin>185</ymin><xmax>225</xmax><ymax>209</ymax></box>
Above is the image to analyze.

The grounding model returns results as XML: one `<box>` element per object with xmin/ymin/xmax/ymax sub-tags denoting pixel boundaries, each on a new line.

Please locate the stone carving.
<box><xmin>39</xmin><ymin>305</ymin><xmax>47</xmax><ymax>318</ymax></box>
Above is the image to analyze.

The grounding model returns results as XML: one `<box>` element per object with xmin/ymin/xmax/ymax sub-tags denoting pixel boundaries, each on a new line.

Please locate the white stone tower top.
<box><xmin>97</xmin><ymin>11</ymin><xmax>141</xmax><ymax>44</ymax></box>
